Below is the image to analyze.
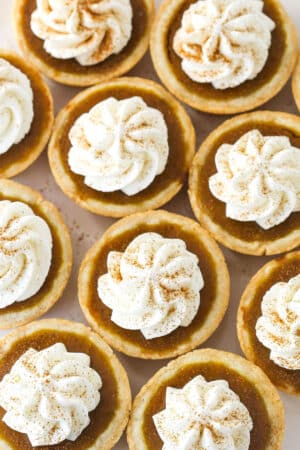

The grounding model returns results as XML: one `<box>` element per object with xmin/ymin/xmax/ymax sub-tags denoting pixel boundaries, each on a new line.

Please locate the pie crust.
<box><xmin>0</xmin><ymin>49</ymin><xmax>53</xmax><ymax>178</ymax></box>
<box><xmin>238</xmin><ymin>251</ymin><xmax>300</xmax><ymax>395</ymax></box>
<box><xmin>292</xmin><ymin>53</ymin><xmax>300</xmax><ymax>111</ymax></box>
<box><xmin>0</xmin><ymin>179</ymin><xmax>72</xmax><ymax>329</ymax></box>
<box><xmin>78</xmin><ymin>210</ymin><xmax>230</xmax><ymax>359</ymax></box>
<box><xmin>150</xmin><ymin>0</ymin><xmax>298</xmax><ymax>114</ymax></box>
<box><xmin>13</xmin><ymin>0</ymin><xmax>154</xmax><ymax>86</ymax></box>
<box><xmin>127</xmin><ymin>348</ymin><xmax>284</xmax><ymax>450</ymax></box>
<box><xmin>188</xmin><ymin>110</ymin><xmax>300</xmax><ymax>256</ymax></box>
<box><xmin>49</xmin><ymin>77</ymin><xmax>195</xmax><ymax>217</ymax></box>
<box><xmin>0</xmin><ymin>318</ymin><xmax>131</xmax><ymax>450</ymax></box>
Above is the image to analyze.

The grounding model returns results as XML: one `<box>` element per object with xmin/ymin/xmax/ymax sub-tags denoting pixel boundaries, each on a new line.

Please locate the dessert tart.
<box><xmin>292</xmin><ymin>54</ymin><xmax>300</xmax><ymax>111</ymax></box>
<box><xmin>79</xmin><ymin>210</ymin><xmax>230</xmax><ymax>359</ymax></box>
<box><xmin>127</xmin><ymin>348</ymin><xmax>284</xmax><ymax>450</ymax></box>
<box><xmin>238</xmin><ymin>251</ymin><xmax>300</xmax><ymax>395</ymax></box>
<box><xmin>49</xmin><ymin>77</ymin><xmax>195</xmax><ymax>217</ymax></box>
<box><xmin>0</xmin><ymin>49</ymin><xmax>53</xmax><ymax>178</ymax></box>
<box><xmin>150</xmin><ymin>0</ymin><xmax>298</xmax><ymax>114</ymax></box>
<box><xmin>13</xmin><ymin>0</ymin><xmax>154</xmax><ymax>86</ymax></box>
<box><xmin>189</xmin><ymin>110</ymin><xmax>300</xmax><ymax>256</ymax></box>
<box><xmin>0</xmin><ymin>179</ymin><xmax>72</xmax><ymax>329</ymax></box>
<box><xmin>0</xmin><ymin>318</ymin><xmax>131</xmax><ymax>449</ymax></box>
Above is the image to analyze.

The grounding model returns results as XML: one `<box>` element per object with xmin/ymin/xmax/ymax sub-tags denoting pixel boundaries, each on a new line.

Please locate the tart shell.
<box><xmin>150</xmin><ymin>0</ymin><xmax>298</xmax><ymax>114</ymax></box>
<box><xmin>0</xmin><ymin>319</ymin><xmax>132</xmax><ymax>450</ymax></box>
<box><xmin>13</xmin><ymin>0</ymin><xmax>154</xmax><ymax>87</ymax></box>
<box><xmin>0</xmin><ymin>179</ymin><xmax>72</xmax><ymax>329</ymax></box>
<box><xmin>49</xmin><ymin>77</ymin><xmax>195</xmax><ymax>217</ymax></box>
<box><xmin>127</xmin><ymin>348</ymin><xmax>284</xmax><ymax>450</ymax></box>
<box><xmin>237</xmin><ymin>251</ymin><xmax>300</xmax><ymax>395</ymax></box>
<box><xmin>292</xmin><ymin>53</ymin><xmax>300</xmax><ymax>111</ymax></box>
<box><xmin>78</xmin><ymin>210</ymin><xmax>230</xmax><ymax>359</ymax></box>
<box><xmin>0</xmin><ymin>49</ymin><xmax>53</xmax><ymax>178</ymax></box>
<box><xmin>188</xmin><ymin>110</ymin><xmax>300</xmax><ymax>256</ymax></box>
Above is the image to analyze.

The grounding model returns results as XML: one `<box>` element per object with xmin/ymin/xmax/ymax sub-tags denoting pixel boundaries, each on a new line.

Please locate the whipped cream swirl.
<box><xmin>209</xmin><ymin>130</ymin><xmax>300</xmax><ymax>229</ymax></box>
<box><xmin>31</xmin><ymin>0</ymin><xmax>133</xmax><ymax>66</ymax></box>
<box><xmin>97</xmin><ymin>232</ymin><xmax>204</xmax><ymax>339</ymax></box>
<box><xmin>0</xmin><ymin>201</ymin><xmax>52</xmax><ymax>308</ymax></box>
<box><xmin>153</xmin><ymin>375</ymin><xmax>253</xmax><ymax>450</ymax></box>
<box><xmin>0</xmin><ymin>58</ymin><xmax>34</xmax><ymax>154</ymax></box>
<box><xmin>256</xmin><ymin>274</ymin><xmax>300</xmax><ymax>370</ymax></box>
<box><xmin>69</xmin><ymin>96</ymin><xmax>169</xmax><ymax>196</ymax></box>
<box><xmin>0</xmin><ymin>343</ymin><xmax>102</xmax><ymax>446</ymax></box>
<box><xmin>173</xmin><ymin>0</ymin><xmax>275</xmax><ymax>89</ymax></box>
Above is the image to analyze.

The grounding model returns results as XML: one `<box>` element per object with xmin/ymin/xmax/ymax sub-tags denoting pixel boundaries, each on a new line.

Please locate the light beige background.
<box><xmin>0</xmin><ymin>0</ymin><xmax>299</xmax><ymax>448</ymax></box>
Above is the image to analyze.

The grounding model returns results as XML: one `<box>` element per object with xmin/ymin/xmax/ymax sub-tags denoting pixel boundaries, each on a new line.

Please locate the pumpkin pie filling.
<box><xmin>84</xmin><ymin>220</ymin><xmax>219</xmax><ymax>353</ymax></box>
<box><xmin>0</xmin><ymin>51</ymin><xmax>53</xmax><ymax>178</ymax></box>
<box><xmin>49</xmin><ymin>81</ymin><xmax>194</xmax><ymax>213</ymax></box>
<box><xmin>0</xmin><ymin>329</ymin><xmax>119</xmax><ymax>450</ymax></box>
<box><xmin>142</xmin><ymin>361</ymin><xmax>271</xmax><ymax>450</ymax></box>
<box><xmin>239</xmin><ymin>252</ymin><xmax>300</xmax><ymax>393</ymax></box>
<box><xmin>191</xmin><ymin>121</ymin><xmax>300</xmax><ymax>243</ymax></box>
<box><xmin>16</xmin><ymin>0</ymin><xmax>151</xmax><ymax>84</ymax></box>
<box><xmin>167</xmin><ymin>0</ymin><xmax>285</xmax><ymax>102</ymax></box>
<box><xmin>0</xmin><ymin>192</ymin><xmax>63</xmax><ymax>318</ymax></box>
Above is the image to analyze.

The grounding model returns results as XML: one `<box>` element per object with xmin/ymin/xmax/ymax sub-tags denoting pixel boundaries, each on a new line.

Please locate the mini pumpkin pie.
<box><xmin>13</xmin><ymin>0</ymin><xmax>154</xmax><ymax>87</ymax></box>
<box><xmin>238</xmin><ymin>251</ymin><xmax>300</xmax><ymax>395</ymax></box>
<box><xmin>127</xmin><ymin>348</ymin><xmax>284</xmax><ymax>450</ymax></box>
<box><xmin>0</xmin><ymin>179</ymin><xmax>72</xmax><ymax>329</ymax></box>
<box><xmin>49</xmin><ymin>77</ymin><xmax>195</xmax><ymax>217</ymax></box>
<box><xmin>150</xmin><ymin>0</ymin><xmax>298</xmax><ymax>114</ymax></box>
<box><xmin>189</xmin><ymin>110</ymin><xmax>300</xmax><ymax>256</ymax></box>
<box><xmin>0</xmin><ymin>318</ymin><xmax>131</xmax><ymax>449</ymax></box>
<box><xmin>292</xmin><ymin>54</ymin><xmax>300</xmax><ymax>111</ymax></box>
<box><xmin>0</xmin><ymin>49</ymin><xmax>53</xmax><ymax>178</ymax></box>
<box><xmin>79</xmin><ymin>210</ymin><xmax>230</xmax><ymax>359</ymax></box>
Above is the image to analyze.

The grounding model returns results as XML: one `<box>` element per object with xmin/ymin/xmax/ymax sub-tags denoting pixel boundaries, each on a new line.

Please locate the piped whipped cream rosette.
<box><xmin>0</xmin><ymin>58</ymin><xmax>34</xmax><ymax>155</ymax></box>
<box><xmin>31</xmin><ymin>0</ymin><xmax>133</xmax><ymax>66</ymax></box>
<box><xmin>0</xmin><ymin>343</ymin><xmax>102</xmax><ymax>446</ymax></box>
<box><xmin>173</xmin><ymin>0</ymin><xmax>275</xmax><ymax>90</ymax></box>
<box><xmin>256</xmin><ymin>274</ymin><xmax>300</xmax><ymax>370</ymax></box>
<box><xmin>97</xmin><ymin>232</ymin><xmax>204</xmax><ymax>339</ymax></box>
<box><xmin>209</xmin><ymin>129</ymin><xmax>300</xmax><ymax>229</ymax></box>
<box><xmin>68</xmin><ymin>96</ymin><xmax>169</xmax><ymax>196</ymax></box>
<box><xmin>0</xmin><ymin>200</ymin><xmax>52</xmax><ymax>309</ymax></box>
<box><xmin>153</xmin><ymin>375</ymin><xmax>253</xmax><ymax>450</ymax></box>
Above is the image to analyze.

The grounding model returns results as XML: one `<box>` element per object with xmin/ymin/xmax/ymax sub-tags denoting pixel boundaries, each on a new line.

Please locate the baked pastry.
<box><xmin>49</xmin><ymin>77</ymin><xmax>195</xmax><ymax>217</ymax></box>
<box><xmin>150</xmin><ymin>0</ymin><xmax>298</xmax><ymax>114</ymax></box>
<box><xmin>13</xmin><ymin>0</ymin><xmax>154</xmax><ymax>86</ymax></box>
<box><xmin>292</xmin><ymin>53</ymin><xmax>300</xmax><ymax>111</ymax></box>
<box><xmin>0</xmin><ymin>318</ymin><xmax>131</xmax><ymax>449</ymax></box>
<box><xmin>189</xmin><ymin>110</ymin><xmax>300</xmax><ymax>255</ymax></box>
<box><xmin>79</xmin><ymin>210</ymin><xmax>230</xmax><ymax>359</ymax></box>
<box><xmin>0</xmin><ymin>49</ymin><xmax>53</xmax><ymax>178</ymax></box>
<box><xmin>238</xmin><ymin>251</ymin><xmax>300</xmax><ymax>395</ymax></box>
<box><xmin>0</xmin><ymin>179</ymin><xmax>72</xmax><ymax>329</ymax></box>
<box><xmin>127</xmin><ymin>348</ymin><xmax>284</xmax><ymax>450</ymax></box>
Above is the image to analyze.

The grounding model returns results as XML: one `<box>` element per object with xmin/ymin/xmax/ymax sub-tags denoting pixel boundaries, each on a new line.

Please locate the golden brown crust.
<box><xmin>127</xmin><ymin>348</ymin><xmax>284</xmax><ymax>450</ymax></box>
<box><xmin>0</xmin><ymin>318</ymin><xmax>132</xmax><ymax>450</ymax></box>
<box><xmin>292</xmin><ymin>53</ymin><xmax>300</xmax><ymax>111</ymax></box>
<box><xmin>78</xmin><ymin>210</ymin><xmax>230</xmax><ymax>359</ymax></box>
<box><xmin>13</xmin><ymin>0</ymin><xmax>154</xmax><ymax>86</ymax></box>
<box><xmin>49</xmin><ymin>77</ymin><xmax>195</xmax><ymax>217</ymax></box>
<box><xmin>0</xmin><ymin>179</ymin><xmax>72</xmax><ymax>329</ymax></box>
<box><xmin>0</xmin><ymin>49</ymin><xmax>53</xmax><ymax>178</ymax></box>
<box><xmin>237</xmin><ymin>251</ymin><xmax>300</xmax><ymax>395</ymax></box>
<box><xmin>150</xmin><ymin>0</ymin><xmax>298</xmax><ymax>114</ymax></box>
<box><xmin>188</xmin><ymin>110</ymin><xmax>300</xmax><ymax>256</ymax></box>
